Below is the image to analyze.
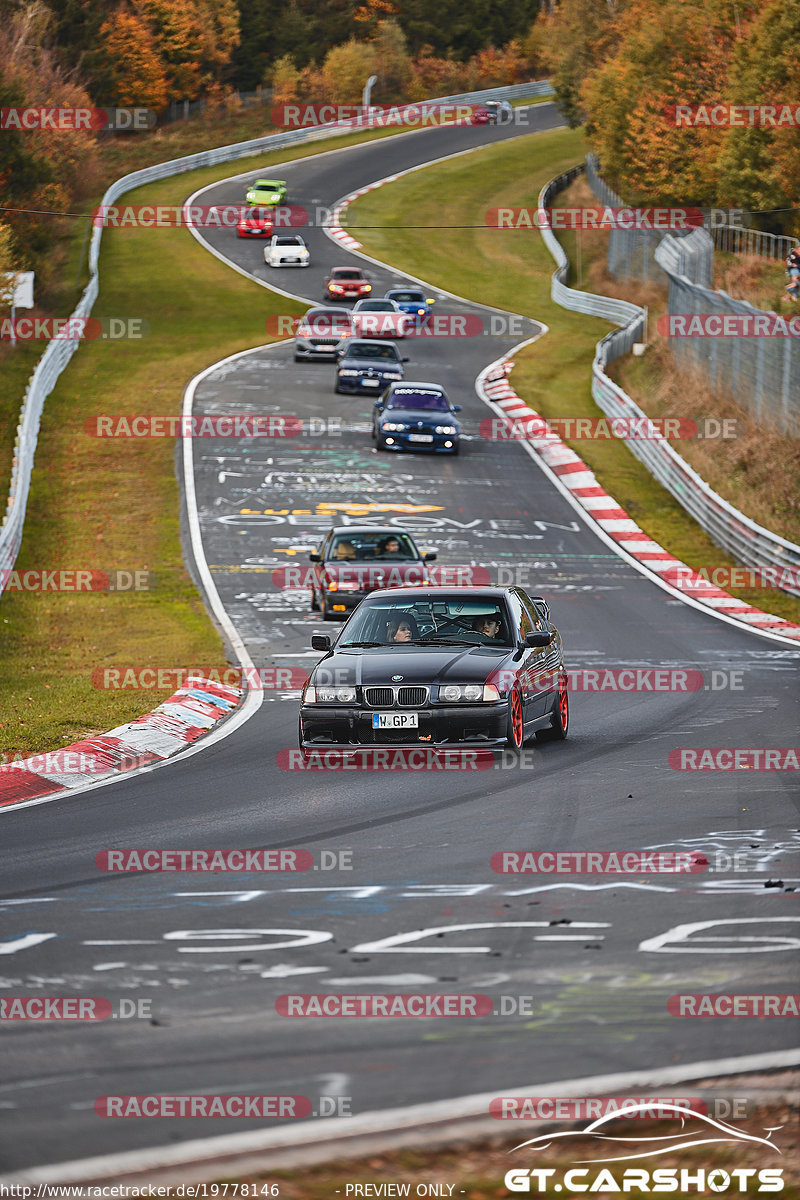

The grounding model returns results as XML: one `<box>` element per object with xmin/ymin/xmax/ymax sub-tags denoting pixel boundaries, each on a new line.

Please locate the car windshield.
<box><xmin>386</xmin><ymin>389</ymin><xmax>449</xmax><ymax>411</ymax></box>
<box><xmin>256</xmin><ymin>180</ymin><xmax>281</xmax><ymax>188</ymax></box>
<box><xmin>276</xmin><ymin>236</ymin><xmax>302</xmax><ymax>245</ymax></box>
<box><xmin>345</xmin><ymin>343</ymin><xmax>399</xmax><ymax>360</ymax></box>
<box><xmin>389</xmin><ymin>292</ymin><xmax>424</xmax><ymax>302</ymax></box>
<box><xmin>303</xmin><ymin>309</ymin><xmax>351</xmax><ymax>330</ymax></box>
<box><xmin>244</xmin><ymin>208</ymin><xmax>272</xmax><ymax>219</ymax></box>
<box><xmin>332</xmin><ymin>270</ymin><xmax>362</xmax><ymax>280</ymax></box>
<box><xmin>357</xmin><ymin>301</ymin><xmax>394</xmax><ymax>311</ymax></box>
<box><xmin>339</xmin><ymin>596</ymin><xmax>511</xmax><ymax>646</ymax></box>
<box><xmin>327</xmin><ymin>532</ymin><xmax>420</xmax><ymax>561</ymax></box>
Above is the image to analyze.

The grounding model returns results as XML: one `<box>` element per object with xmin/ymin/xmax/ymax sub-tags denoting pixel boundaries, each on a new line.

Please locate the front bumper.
<box><xmin>378</xmin><ymin>429</ymin><xmax>458</xmax><ymax>453</ymax></box>
<box><xmin>337</xmin><ymin>374</ymin><xmax>398</xmax><ymax>393</ymax></box>
<box><xmin>268</xmin><ymin>258</ymin><xmax>309</xmax><ymax>267</ymax></box>
<box><xmin>300</xmin><ymin>701</ymin><xmax>508</xmax><ymax>747</ymax></box>
<box><xmin>296</xmin><ymin>338</ymin><xmax>346</xmax><ymax>359</ymax></box>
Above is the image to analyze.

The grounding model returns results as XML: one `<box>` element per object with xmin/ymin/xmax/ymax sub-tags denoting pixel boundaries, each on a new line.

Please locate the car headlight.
<box><xmin>383</xmin><ymin>372</ymin><xmax>403</xmax><ymax>380</ymax></box>
<box><xmin>363</xmin><ymin>284</ymin><xmax>372</xmax><ymax>292</ymax></box>
<box><xmin>338</xmin><ymin>369</ymin><xmax>360</xmax><ymax>376</ymax></box>
<box><xmin>417</xmin><ymin>308</ymin><xmax>426</xmax><ymax>314</ymax></box>
<box><xmin>434</xmin><ymin>425</ymin><xmax>457</xmax><ymax>435</ymax></box>
<box><xmin>305</xmin><ymin>685</ymin><xmax>357</xmax><ymax>704</ymax></box>
<box><xmin>382</xmin><ymin>422</ymin><xmax>407</xmax><ymax>432</ymax></box>
<box><xmin>440</xmin><ymin>684</ymin><xmax>498</xmax><ymax>702</ymax></box>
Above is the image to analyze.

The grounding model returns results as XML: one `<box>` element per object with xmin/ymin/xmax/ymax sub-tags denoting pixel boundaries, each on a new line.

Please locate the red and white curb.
<box><xmin>0</xmin><ymin>677</ymin><xmax>243</xmax><ymax>809</ymax></box>
<box><xmin>482</xmin><ymin>363</ymin><xmax>800</xmax><ymax>642</ymax></box>
<box><xmin>326</xmin><ymin>178</ymin><xmax>402</xmax><ymax>251</ymax></box>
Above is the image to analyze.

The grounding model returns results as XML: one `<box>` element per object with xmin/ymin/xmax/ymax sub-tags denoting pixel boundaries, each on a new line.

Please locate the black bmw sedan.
<box><xmin>335</xmin><ymin>339</ymin><xmax>408</xmax><ymax>394</ymax></box>
<box><xmin>299</xmin><ymin>587</ymin><xmax>568</xmax><ymax>753</ymax></box>
<box><xmin>372</xmin><ymin>382</ymin><xmax>461</xmax><ymax>454</ymax></box>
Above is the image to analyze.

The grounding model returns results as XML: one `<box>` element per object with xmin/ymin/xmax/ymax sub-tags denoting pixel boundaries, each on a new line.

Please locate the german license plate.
<box><xmin>409</xmin><ymin>433</ymin><xmax>433</xmax><ymax>443</ymax></box>
<box><xmin>362</xmin><ymin>378</ymin><xmax>381</xmax><ymax>387</ymax></box>
<box><xmin>372</xmin><ymin>712</ymin><xmax>419</xmax><ymax>729</ymax></box>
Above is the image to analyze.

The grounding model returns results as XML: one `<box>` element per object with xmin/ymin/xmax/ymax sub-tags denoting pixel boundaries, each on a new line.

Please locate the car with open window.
<box><xmin>299</xmin><ymin>586</ymin><xmax>568</xmax><ymax>750</ymax></box>
<box><xmin>308</xmin><ymin>526</ymin><xmax>436</xmax><ymax>620</ymax></box>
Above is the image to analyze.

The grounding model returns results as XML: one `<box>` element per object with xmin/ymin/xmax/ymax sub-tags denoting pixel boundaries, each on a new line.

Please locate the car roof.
<box><xmin>387</xmin><ymin>380</ymin><xmax>445</xmax><ymax>390</ymax></box>
<box><xmin>360</xmin><ymin>586</ymin><xmax>512</xmax><ymax>599</ymax></box>
<box><xmin>326</xmin><ymin>525</ymin><xmax>419</xmax><ymax>536</ymax></box>
<box><xmin>346</xmin><ymin>338</ymin><xmax>399</xmax><ymax>347</ymax></box>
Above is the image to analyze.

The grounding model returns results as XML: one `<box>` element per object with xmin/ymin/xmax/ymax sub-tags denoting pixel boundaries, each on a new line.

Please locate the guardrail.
<box><xmin>0</xmin><ymin>80</ymin><xmax>555</xmax><ymax>596</ymax></box>
<box><xmin>538</xmin><ymin>165</ymin><xmax>800</xmax><ymax>598</ymax></box>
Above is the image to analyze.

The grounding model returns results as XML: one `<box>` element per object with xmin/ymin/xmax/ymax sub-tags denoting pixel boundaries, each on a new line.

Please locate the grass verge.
<box><xmin>0</xmin><ymin>161</ymin><xmax>309</xmax><ymax>758</ymax></box>
<box><xmin>347</xmin><ymin>130</ymin><xmax>800</xmax><ymax>625</ymax></box>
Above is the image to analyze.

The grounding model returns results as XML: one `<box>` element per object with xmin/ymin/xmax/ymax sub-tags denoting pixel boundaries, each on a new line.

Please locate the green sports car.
<box><xmin>245</xmin><ymin>179</ymin><xmax>288</xmax><ymax>206</ymax></box>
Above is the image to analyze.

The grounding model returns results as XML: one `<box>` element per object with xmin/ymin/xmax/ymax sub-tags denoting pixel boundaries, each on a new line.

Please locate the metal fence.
<box><xmin>538</xmin><ymin>167</ymin><xmax>800</xmax><ymax>597</ymax></box>
<box><xmin>712</xmin><ymin>225</ymin><xmax>797</xmax><ymax>260</ymax></box>
<box><xmin>654</xmin><ymin>236</ymin><xmax>800</xmax><ymax>437</ymax></box>
<box><xmin>0</xmin><ymin>81</ymin><xmax>554</xmax><ymax>596</ymax></box>
<box><xmin>586</xmin><ymin>154</ymin><xmax>799</xmax><ymax>436</ymax></box>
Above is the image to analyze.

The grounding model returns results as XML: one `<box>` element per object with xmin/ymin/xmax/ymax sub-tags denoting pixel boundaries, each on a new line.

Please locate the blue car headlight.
<box><xmin>434</xmin><ymin>425</ymin><xmax>457</xmax><ymax>435</ymax></box>
<box><xmin>382</xmin><ymin>422</ymin><xmax>407</xmax><ymax>432</ymax></box>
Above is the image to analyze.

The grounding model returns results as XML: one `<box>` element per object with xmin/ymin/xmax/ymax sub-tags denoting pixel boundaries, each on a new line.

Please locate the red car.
<box><xmin>309</xmin><ymin>526</ymin><xmax>437</xmax><ymax>620</ymax></box>
<box><xmin>324</xmin><ymin>267</ymin><xmax>372</xmax><ymax>302</ymax></box>
<box><xmin>237</xmin><ymin>207</ymin><xmax>275</xmax><ymax>237</ymax></box>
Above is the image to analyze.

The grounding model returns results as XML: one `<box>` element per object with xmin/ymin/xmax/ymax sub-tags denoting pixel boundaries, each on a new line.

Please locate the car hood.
<box><xmin>379</xmin><ymin>407</ymin><xmax>457</xmax><ymax>425</ymax></box>
<box><xmin>313</xmin><ymin>644</ymin><xmax>510</xmax><ymax>687</ymax></box>
<box><xmin>322</xmin><ymin>562</ymin><xmax>428</xmax><ymax>586</ymax></box>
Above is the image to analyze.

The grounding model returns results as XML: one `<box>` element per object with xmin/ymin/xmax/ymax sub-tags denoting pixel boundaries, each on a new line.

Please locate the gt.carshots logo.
<box><xmin>504</xmin><ymin>1103</ymin><xmax>784</xmax><ymax>1192</ymax></box>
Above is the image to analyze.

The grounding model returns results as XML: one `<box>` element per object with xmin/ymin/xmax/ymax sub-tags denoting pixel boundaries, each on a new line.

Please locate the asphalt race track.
<box><xmin>1</xmin><ymin>104</ymin><xmax>799</xmax><ymax>1175</ymax></box>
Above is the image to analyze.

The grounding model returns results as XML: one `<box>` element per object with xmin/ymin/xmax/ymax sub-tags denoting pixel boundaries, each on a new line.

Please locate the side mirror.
<box><xmin>453</xmin><ymin>405</ymin><xmax>462</xmax><ymax>413</ymax></box>
<box><xmin>524</xmin><ymin>631</ymin><xmax>551</xmax><ymax>648</ymax></box>
<box><xmin>402</xmin><ymin>356</ymin><xmax>409</xmax><ymax>363</ymax></box>
<box><xmin>427</xmin><ymin>298</ymin><xmax>435</xmax><ymax>305</ymax></box>
<box><xmin>309</xmin><ymin>551</ymin><xmax>321</xmax><ymax>562</ymax></box>
<box><xmin>421</xmin><ymin>549</ymin><xmax>437</xmax><ymax>561</ymax></box>
<box><xmin>311</xmin><ymin>634</ymin><xmax>331</xmax><ymax>651</ymax></box>
<box><xmin>374</xmin><ymin>399</ymin><xmax>383</xmax><ymax>408</ymax></box>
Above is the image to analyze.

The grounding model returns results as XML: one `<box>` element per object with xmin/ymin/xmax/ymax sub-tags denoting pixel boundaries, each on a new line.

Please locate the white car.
<box><xmin>264</xmin><ymin>235</ymin><xmax>310</xmax><ymax>267</ymax></box>
<box><xmin>351</xmin><ymin>298</ymin><xmax>412</xmax><ymax>339</ymax></box>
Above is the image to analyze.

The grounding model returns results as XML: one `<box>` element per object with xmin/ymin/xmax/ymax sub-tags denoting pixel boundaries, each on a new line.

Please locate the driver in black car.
<box><xmin>472</xmin><ymin>613</ymin><xmax>502</xmax><ymax>638</ymax></box>
<box><xmin>387</xmin><ymin>613</ymin><xmax>418</xmax><ymax>642</ymax></box>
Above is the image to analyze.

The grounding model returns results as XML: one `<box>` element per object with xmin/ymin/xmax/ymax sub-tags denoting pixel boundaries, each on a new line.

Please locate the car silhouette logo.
<box><xmin>391</xmin><ymin>675</ymin><xmax>403</xmax><ymax>682</ymax></box>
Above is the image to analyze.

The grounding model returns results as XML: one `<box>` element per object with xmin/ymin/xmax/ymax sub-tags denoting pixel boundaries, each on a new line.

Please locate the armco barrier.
<box><xmin>0</xmin><ymin>81</ymin><xmax>554</xmax><ymax>597</ymax></box>
<box><xmin>538</xmin><ymin>166</ymin><xmax>800</xmax><ymax>599</ymax></box>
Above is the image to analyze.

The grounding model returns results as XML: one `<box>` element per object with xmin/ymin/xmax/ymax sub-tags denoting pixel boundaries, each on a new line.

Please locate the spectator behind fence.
<box><xmin>785</xmin><ymin>246</ymin><xmax>800</xmax><ymax>301</ymax></box>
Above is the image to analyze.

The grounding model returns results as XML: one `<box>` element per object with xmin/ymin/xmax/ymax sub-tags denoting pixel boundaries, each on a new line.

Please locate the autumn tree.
<box><xmin>714</xmin><ymin>0</ymin><xmax>800</xmax><ymax>236</ymax></box>
<box><xmin>90</xmin><ymin>8</ymin><xmax>168</xmax><ymax>109</ymax></box>
<box><xmin>318</xmin><ymin>38</ymin><xmax>377</xmax><ymax>104</ymax></box>
<box><xmin>371</xmin><ymin>19</ymin><xmax>412</xmax><ymax>100</ymax></box>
